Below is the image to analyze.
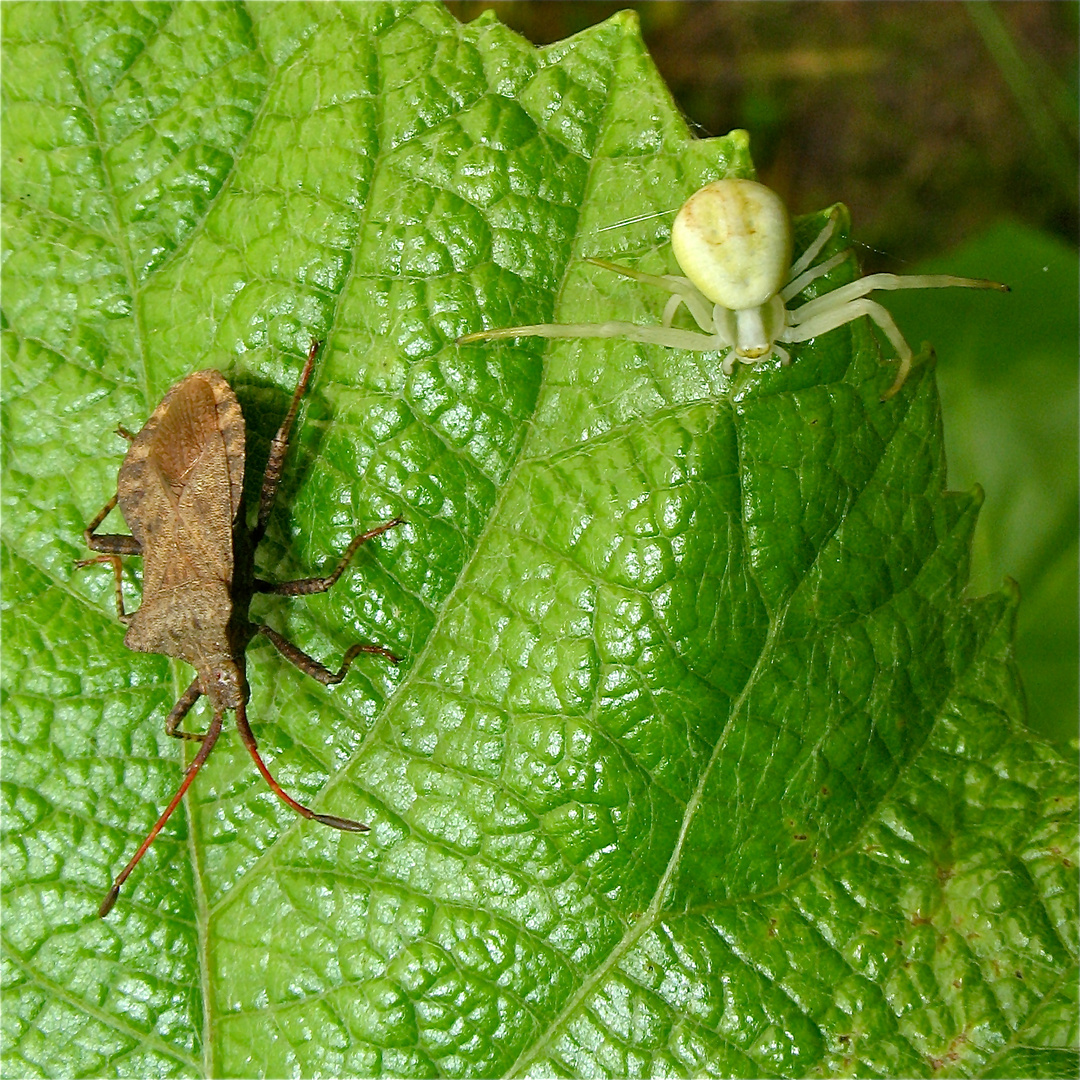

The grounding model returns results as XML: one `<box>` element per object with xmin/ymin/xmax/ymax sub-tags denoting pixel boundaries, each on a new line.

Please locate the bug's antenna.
<box><xmin>99</xmin><ymin>709</ymin><xmax>225</xmax><ymax>917</ymax></box>
<box><xmin>234</xmin><ymin>700</ymin><xmax>369</xmax><ymax>833</ymax></box>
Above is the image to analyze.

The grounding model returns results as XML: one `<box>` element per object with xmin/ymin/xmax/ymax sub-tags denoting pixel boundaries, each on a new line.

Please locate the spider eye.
<box><xmin>671</xmin><ymin>179</ymin><xmax>792</xmax><ymax>311</ymax></box>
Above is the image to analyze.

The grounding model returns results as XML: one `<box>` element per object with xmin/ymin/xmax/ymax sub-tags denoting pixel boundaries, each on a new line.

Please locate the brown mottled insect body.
<box><xmin>80</xmin><ymin>342</ymin><xmax>401</xmax><ymax>916</ymax></box>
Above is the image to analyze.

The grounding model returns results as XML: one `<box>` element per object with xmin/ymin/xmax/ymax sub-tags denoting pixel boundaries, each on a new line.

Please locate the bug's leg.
<box><xmin>458</xmin><ymin>320</ymin><xmax>728</xmax><ymax>352</ymax></box>
<box><xmin>82</xmin><ymin>493</ymin><xmax>142</xmax><ymax>557</ymax></box>
<box><xmin>233</xmin><ymin>699</ymin><xmax>369</xmax><ymax>832</ymax></box>
<box><xmin>253</xmin><ymin>338</ymin><xmax>322</xmax><ymax>542</ymax></box>
<box><xmin>255</xmin><ymin>517</ymin><xmax>403</xmax><ymax>596</ymax></box>
<box><xmin>74</xmin><ymin>554</ymin><xmax>131</xmax><ymax>623</ymax></box>
<box><xmin>99</xmin><ymin>708</ymin><xmax>224</xmax><ymax>917</ymax></box>
<box><xmin>255</xmin><ymin>623</ymin><xmax>401</xmax><ymax>683</ymax></box>
<box><xmin>78</xmin><ymin>494</ymin><xmax>141</xmax><ymax>623</ymax></box>
<box><xmin>784</xmin><ymin>297</ymin><xmax>915</xmax><ymax>399</ymax></box>
<box><xmin>164</xmin><ymin>678</ymin><xmax>206</xmax><ymax>741</ymax></box>
<box><xmin>83</xmin><ymin>492</ymin><xmax>118</xmax><ymax>541</ymax></box>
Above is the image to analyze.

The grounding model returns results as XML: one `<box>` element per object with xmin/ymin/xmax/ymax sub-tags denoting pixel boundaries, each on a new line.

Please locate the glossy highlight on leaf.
<box><xmin>1</xmin><ymin>3</ymin><xmax>1076</xmax><ymax>1078</ymax></box>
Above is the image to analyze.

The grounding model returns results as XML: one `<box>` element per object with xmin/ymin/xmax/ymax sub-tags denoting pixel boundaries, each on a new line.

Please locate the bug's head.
<box><xmin>203</xmin><ymin>659</ymin><xmax>248</xmax><ymax>712</ymax></box>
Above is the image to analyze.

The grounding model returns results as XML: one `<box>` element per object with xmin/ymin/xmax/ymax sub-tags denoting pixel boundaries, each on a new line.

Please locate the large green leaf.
<box><xmin>884</xmin><ymin>225</ymin><xmax>1079</xmax><ymax>748</ymax></box>
<box><xmin>2</xmin><ymin>3</ymin><xmax>1076</xmax><ymax>1078</ymax></box>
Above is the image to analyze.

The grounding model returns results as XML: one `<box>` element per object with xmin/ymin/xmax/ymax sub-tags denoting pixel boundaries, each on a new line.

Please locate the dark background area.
<box><xmin>446</xmin><ymin>1</ymin><xmax>1078</xmax><ymax>268</ymax></box>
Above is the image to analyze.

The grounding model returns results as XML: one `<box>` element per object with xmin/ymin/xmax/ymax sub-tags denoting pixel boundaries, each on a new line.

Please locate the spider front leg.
<box><xmin>457</xmin><ymin>260</ymin><xmax>727</xmax><ymax>353</ymax></box>
<box><xmin>458</xmin><ymin>319</ymin><xmax>730</xmax><ymax>354</ymax></box>
<box><xmin>795</xmin><ymin>271</ymin><xmax>1009</xmax><ymax>326</ymax></box>
<box><xmin>783</xmin><ymin>296</ymin><xmax>914</xmax><ymax>399</ymax></box>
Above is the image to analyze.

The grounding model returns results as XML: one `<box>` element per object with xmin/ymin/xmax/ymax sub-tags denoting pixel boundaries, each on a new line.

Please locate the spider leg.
<box><xmin>586</xmin><ymin>259</ymin><xmax>715</xmax><ymax>331</ymax></box>
<box><xmin>786</xmin><ymin>208</ymin><xmax>840</xmax><ymax>282</ymax></box>
<box><xmin>794</xmin><ymin>272</ymin><xmax>1007</xmax><ymax>323</ymax></box>
<box><xmin>459</xmin><ymin>320</ymin><xmax>728</xmax><ymax>353</ymax></box>
<box><xmin>780</xmin><ymin>250</ymin><xmax>850</xmax><ymax>303</ymax></box>
<box><xmin>662</xmin><ymin>293</ymin><xmax>685</xmax><ymax>327</ymax></box>
<box><xmin>783</xmin><ymin>296</ymin><xmax>913</xmax><ymax>398</ymax></box>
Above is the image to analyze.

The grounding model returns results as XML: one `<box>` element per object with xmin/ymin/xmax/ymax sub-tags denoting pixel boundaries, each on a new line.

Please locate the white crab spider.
<box><xmin>458</xmin><ymin>179</ymin><xmax>1008</xmax><ymax>400</ymax></box>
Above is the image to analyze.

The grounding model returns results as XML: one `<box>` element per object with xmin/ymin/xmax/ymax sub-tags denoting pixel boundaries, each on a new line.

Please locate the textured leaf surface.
<box><xmin>884</xmin><ymin>225</ymin><xmax>1079</xmax><ymax>748</ymax></box>
<box><xmin>2</xmin><ymin>4</ymin><xmax>1076</xmax><ymax>1078</ymax></box>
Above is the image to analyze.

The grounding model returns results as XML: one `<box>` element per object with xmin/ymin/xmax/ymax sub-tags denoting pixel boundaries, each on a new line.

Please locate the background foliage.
<box><xmin>2</xmin><ymin>3</ymin><xmax>1076</xmax><ymax>1078</ymax></box>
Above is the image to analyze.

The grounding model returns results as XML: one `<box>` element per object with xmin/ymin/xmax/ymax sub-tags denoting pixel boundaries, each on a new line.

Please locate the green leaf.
<box><xmin>2</xmin><ymin>4</ymin><xmax>1076</xmax><ymax>1078</ymax></box>
<box><xmin>883</xmin><ymin>225</ymin><xmax>1079</xmax><ymax>748</ymax></box>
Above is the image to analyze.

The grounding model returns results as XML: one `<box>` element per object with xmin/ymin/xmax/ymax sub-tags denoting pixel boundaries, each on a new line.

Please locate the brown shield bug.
<box><xmin>78</xmin><ymin>340</ymin><xmax>402</xmax><ymax>916</ymax></box>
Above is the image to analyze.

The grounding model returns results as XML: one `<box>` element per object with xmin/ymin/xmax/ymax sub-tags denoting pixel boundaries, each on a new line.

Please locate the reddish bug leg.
<box><xmin>253</xmin><ymin>338</ymin><xmax>322</xmax><ymax>542</ymax></box>
<box><xmin>164</xmin><ymin>678</ymin><xmax>207</xmax><ymax>742</ymax></box>
<box><xmin>99</xmin><ymin>708</ymin><xmax>225</xmax><ymax>917</ymax></box>
<box><xmin>78</xmin><ymin>492</ymin><xmax>141</xmax><ymax>623</ymax></box>
<box><xmin>256</xmin><ymin>623</ymin><xmax>401</xmax><ymax>684</ymax></box>
<box><xmin>81</xmin><ymin>492</ymin><xmax>142</xmax><ymax>558</ymax></box>
<box><xmin>233</xmin><ymin>699</ymin><xmax>369</xmax><ymax>832</ymax></box>
<box><xmin>77</xmin><ymin>434</ymin><xmax>143</xmax><ymax>621</ymax></box>
<box><xmin>255</xmin><ymin>517</ymin><xmax>404</xmax><ymax>596</ymax></box>
<box><xmin>74</xmin><ymin>553</ymin><xmax>131</xmax><ymax>623</ymax></box>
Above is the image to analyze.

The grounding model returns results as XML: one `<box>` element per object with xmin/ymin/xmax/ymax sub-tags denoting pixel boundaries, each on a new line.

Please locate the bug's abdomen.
<box><xmin>124</xmin><ymin>581</ymin><xmax>233</xmax><ymax>663</ymax></box>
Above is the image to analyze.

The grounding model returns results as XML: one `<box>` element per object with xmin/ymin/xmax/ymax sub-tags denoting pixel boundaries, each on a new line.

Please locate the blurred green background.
<box><xmin>446</xmin><ymin>1</ymin><xmax>1079</xmax><ymax>747</ymax></box>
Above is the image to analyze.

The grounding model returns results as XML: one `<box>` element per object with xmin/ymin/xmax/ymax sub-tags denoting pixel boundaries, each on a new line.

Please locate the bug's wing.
<box><xmin>151</xmin><ymin>370</ymin><xmax>245</xmax><ymax>524</ymax></box>
<box><xmin>118</xmin><ymin>371</ymin><xmax>245</xmax><ymax>593</ymax></box>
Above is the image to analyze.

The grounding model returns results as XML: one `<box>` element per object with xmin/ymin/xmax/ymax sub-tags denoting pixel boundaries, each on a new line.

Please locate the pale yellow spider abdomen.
<box><xmin>671</xmin><ymin>179</ymin><xmax>792</xmax><ymax>311</ymax></box>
